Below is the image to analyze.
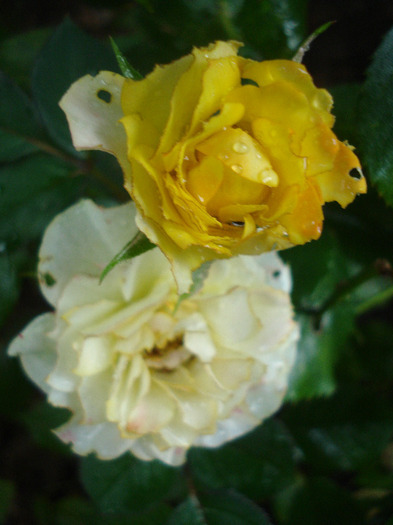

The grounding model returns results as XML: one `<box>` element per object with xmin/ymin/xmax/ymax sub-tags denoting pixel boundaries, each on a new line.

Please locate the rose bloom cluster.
<box><xmin>60</xmin><ymin>41</ymin><xmax>366</xmax><ymax>293</ymax></box>
<box><xmin>9</xmin><ymin>200</ymin><xmax>298</xmax><ymax>465</ymax></box>
<box><xmin>9</xmin><ymin>41</ymin><xmax>366</xmax><ymax>465</ymax></box>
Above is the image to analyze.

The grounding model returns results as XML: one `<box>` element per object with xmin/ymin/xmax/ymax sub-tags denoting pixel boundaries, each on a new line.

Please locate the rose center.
<box><xmin>143</xmin><ymin>335</ymin><xmax>192</xmax><ymax>371</ymax></box>
<box><xmin>186</xmin><ymin>127</ymin><xmax>279</xmax><ymax>222</ymax></box>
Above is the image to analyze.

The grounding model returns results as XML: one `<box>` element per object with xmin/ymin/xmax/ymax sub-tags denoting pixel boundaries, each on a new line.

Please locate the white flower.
<box><xmin>9</xmin><ymin>200</ymin><xmax>298</xmax><ymax>466</ymax></box>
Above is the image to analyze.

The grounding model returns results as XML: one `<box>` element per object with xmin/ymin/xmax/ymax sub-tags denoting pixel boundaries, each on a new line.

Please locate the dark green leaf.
<box><xmin>329</xmin><ymin>83</ymin><xmax>362</xmax><ymax>145</ymax></box>
<box><xmin>281</xmin><ymin>228</ymin><xmax>357</xmax><ymax>311</ymax></box>
<box><xmin>0</xmin><ymin>478</ymin><xmax>15</xmax><ymax>523</ymax></box>
<box><xmin>20</xmin><ymin>401</ymin><xmax>71</xmax><ymax>454</ymax></box>
<box><xmin>188</xmin><ymin>419</ymin><xmax>297</xmax><ymax>500</ymax></box>
<box><xmin>200</xmin><ymin>491</ymin><xmax>272</xmax><ymax>525</ymax></box>
<box><xmin>324</xmin><ymin>188</ymin><xmax>393</xmax><ymax>268</ymax></box>
<box><xmin>353</xmin><ymin>319</ymin><xmax>393</xmax><ymax>384</ymax></box>
<box><xmin>167</xmin><ymin>491</ymin><xmax>272</xmax><ymax>525</ymax></box>
<box><xmin>0</xmin><ymin>153</ymin><xmax>84</xmax><ymax>246</ymax></box>
<box><xmin>0</xmin><ymin>340</ymin><xmax>34</xmax><ymax>418</ymax></box>
<box><xmin>129</xmin><ymin>504</ymin><xmax>173</xmax><ymax>525</ymax></box>
<box><xmin>166</xmin><ymin>497</ymin><xmax>205</xmax><ymax>525</ymax></box>
<box><xmin>53</xmin><ymin>496</ymin><xmax>108</xmax><ymax>525</ymax></box>
<box><xmin>100</xmin><ymin>230</ymin><xmax>155</xmax><ymax>283</ymax></box>
<box><xmin>80</xmin><ymin>453</ymin><xmax>182</xmax><ymax>514</ymax></box>
<box><xmin>0</xmin><ymin>28</ymin><xmax>51</xmax><ymax>91</ymax></box>
<box><xmin>32</xmin><ymin>18</ymin><xmax>118</xmax><ymax>154</ymax></box>
<box><xmin>0</xmin><ymin>251</ymin><xmax>18</xmax><ymax>327</ymax></box>
<box><xmin>236</xmin><ymin>0</ymin><xmax>309</xmax><ymax>59</ymax></box>
<box><xmin>282</xmin><ymin>388</ymin><xmax>393</xmax><ymax>476</ymax></box>
<box><xmin>357</xmin><ymin>26</ymin><xmax>393</xmax><ymax>207</ymax></box>
<box><xmin>0</xmin><ymin>72</ymin><xmax>43</xmax><ymax>162</ymax></box>
<box><xmin>284</xmin><ymin>477</ymin><xmax>366</xmax><ymax>525</ymax></box>
<box><xmin>110</xmin><ymin>37</ymin><xmax>143</xmax><ymax>80</ymax></box>
<box><xmin>286</xmin><ymin>304</ymin><xmax>354</xmax><ymax>400</ymax></box>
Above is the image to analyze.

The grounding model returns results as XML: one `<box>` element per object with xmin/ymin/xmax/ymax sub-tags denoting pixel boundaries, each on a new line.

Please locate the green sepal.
<box><xmin>110</xmin><ymin>37</ymin><xmax>143</xmax><ymax>80</ymax></box>
<box><xmin>174</xmin><ymin>261</ymin><xmax>212</xmax><ymax>312</ymax></box>
<box><xmin>292</xmin><ymin>21</ymin><xmax>335</xmax><ymax>62</ymax></box>
<box><xmin>100</xmin><ymin>230</ymin><xmax>155</xmax><ymax>283</ymax></box>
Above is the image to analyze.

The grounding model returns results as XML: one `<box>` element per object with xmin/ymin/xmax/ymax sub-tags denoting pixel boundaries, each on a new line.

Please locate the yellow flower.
<box><xmin>8</xmin><ymin>200</ymin><xmax>298</xmax><ymax>465</ymax></box>
<box><xmin>60</xmin><ymin>42</ymin><xmax>366</xmax><ymax>293</ymax></box>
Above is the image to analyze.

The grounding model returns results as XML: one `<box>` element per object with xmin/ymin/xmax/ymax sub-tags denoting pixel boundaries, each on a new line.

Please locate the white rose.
<box><xmin>9</xmin><ymin>200</ymin><xmax>298</xmax><ymax>466</ymax></box>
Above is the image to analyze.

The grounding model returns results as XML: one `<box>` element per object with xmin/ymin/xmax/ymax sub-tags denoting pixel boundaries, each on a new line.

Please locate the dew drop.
<box><xmin>232</xmin><ymin>142</ymin><xmax>249</xmax><ymax>154</ymax></box>
<box><xmin>231</xmin><ymin>164</ymin><xmax>243</xmax><ymax>174</ymax></box>
<box><xmin>218</xmin><ymin>153</ymin><xmax>229</xmax><ymax>160</ymax></box>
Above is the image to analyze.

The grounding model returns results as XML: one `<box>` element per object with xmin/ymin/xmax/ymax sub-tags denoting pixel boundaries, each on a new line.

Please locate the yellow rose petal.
<box><xmin>61</xmin><ymin>44</ymin><xmax>367</xmax><ymax>293</ymax></box>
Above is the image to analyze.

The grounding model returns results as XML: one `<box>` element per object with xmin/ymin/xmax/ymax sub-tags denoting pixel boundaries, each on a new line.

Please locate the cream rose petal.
<box><xmin>8</xmin><ymin>313</ymin><xmax>57</xmax><ymax>394</ymax></box>
<box><xmin>59</xmin><ymin>71</ymin><xmax>130</xmax><ymax>172</ymax></box>
<box><xmin>39</xmin><ymin>200</ymin><xmax>137</xmax><ymax>306</ymax></box>
<box><xmin>8</xmin><ymin>200</ymin><xmax>299</xmax><ymax>466</ymax></box>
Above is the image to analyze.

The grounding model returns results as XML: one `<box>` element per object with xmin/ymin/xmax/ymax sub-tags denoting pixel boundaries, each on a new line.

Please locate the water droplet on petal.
<box><xmin>231</xmin><ymin>164</ymin><xmax>243</xmax><ymax>174</ymax></box>
<box><xmin>218</xmin><ymin>153</ymin><xmax>229</xmax><ymax>160</ymax></box>
<box><xmin>259</xmin><ymin>169</ymin><xmax>279</xmax><ymax>186</ymax></box>
<box><xmin>232</xmin><ymin>142</ymin><xmax>249</xmax><ymax>154</ymax></box>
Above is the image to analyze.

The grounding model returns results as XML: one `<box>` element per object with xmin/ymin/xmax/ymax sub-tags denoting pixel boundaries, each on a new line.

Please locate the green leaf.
<box><xmin>281</xmin><ymin>228</ymin><xmax>359</xmax><ymax>311</ymax></box>
<box><xmin>236</xmin><ymin>0</ymin><xmax>309</xmax><ymax>59</ymax></box>
<box><xmin>166</xmin><ymin>497</ymin><xmax>205</xmax><ymax>525</ymax></box>
<box><xmin>353</xmin><ymin>319</ymin><xmax>393</xmax><ymax>384</ymax></box>
<box><xmin>100</xmin><ymin>230</ymin><xmax>155</xmax><ymax>283</ymax></box>
<box><xmin>283</xmin><ymin>477</ymin><xmax>366</xmax><ymax>525</ymax></box>
<box><xmin>282</xmin><ymin>387</ymin><xmax>393</xmax><ymax>476</ymax></box>
<box><xmin>167</xmin><ymin>491</ymin><xmax>272</xmax><ymax>525</ymax></box>
<box><xmin>53</xmin><ymin>497</ymin><xmax>108</xmax><ymax>525</ymax></box>
<box><xmin>329</xmin><ymin>83</ymin><xmax>362</xmax><ymax>145</ymax></box>
<box><xmin>109</xmin><ymin>37</ymin><xmax>143</xmax><ymax>80</ymax></box>
<box><xmin>0</xmin><ymin>28</ymin><xmax>51</xmax><ymax>91</ymax></box>
<box><xmin>0</xmin><ymin>153</ymin><xmax>84</xmax><ymax>247</ymax></box>
<box><xmin>0</xmin><ymin>340</ymin><xmax>34</xmax><ymax>418</ymax></box>
<box><xmin>188</xmin><ymin>419</ymin><xmax>297</xmax><ymax>500</ymax></box>
<box><xmin>0</xmin><ymin>72</ymin><xmax>43</xmax><ymax>162</ymax></box>
<box><xmin>0</xmin><ymin>251</ymin><xmax>18</xmax><ymax>327</ymax></box>
<box><xmin>80</xmin><ymin>453</ymin><xmax>182</xmax><ymax>514</ymax></box>
<box><xmin>32</xmin><ymin>18</ymin><xmax>118</xmax><ymax>154</ymax></box>
<box><xmin>0</xmin><ymin>478</ymin><xmax>15</xmax><ymax>523</ymax></box>
<box><xmin>286</xmin><ymin>304</ymin><xmax>354</xmax><ymax>400</ymax></box>
<box><xmin>20</xmin><ymin>401</ymin><xmax>71</xmax><ymax>454</ymax></box>
<box><xmin>357</xmin><ymin>26</ymin><xmax>393</xmax><ymax>207</ymax></box>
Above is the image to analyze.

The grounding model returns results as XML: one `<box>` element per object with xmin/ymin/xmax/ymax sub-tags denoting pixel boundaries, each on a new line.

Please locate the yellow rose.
<box><xmin>60</xmin><ymin>41</ymin><xmax>366</xmax><ymax>293</ymax></box>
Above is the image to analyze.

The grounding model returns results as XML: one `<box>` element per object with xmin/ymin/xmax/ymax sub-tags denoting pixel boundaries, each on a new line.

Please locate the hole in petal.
<box><xmin>241</xmin><ymin>78</ymin><xmax>259</xmax><ymax>87</ymax></box>
<box><xmin>349</xmin><ymin>167</ymin><xmax>363</xmax><ymax>180</ymax></box>
<box><xmin>231</xmin><ymin>221</ymin><xmax>244</xmax><ymax>227</ymax></box>
<box><xmin>272</xmin><ymin>270</ymin><xmax>281</xmax><ymax>279</ymax></box>
<box><xmin>41</xmin><ymin>272</ymin><xmax>56</xmax><ymax>286</ymax></box>
<box><xmin>97</xmin><ymin>89</ymin><xmax>112</xmax><ymax>103</ymax></box>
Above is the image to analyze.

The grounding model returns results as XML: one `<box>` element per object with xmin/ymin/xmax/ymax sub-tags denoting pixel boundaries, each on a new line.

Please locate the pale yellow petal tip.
<box><xmin>59</xmin><ymin>71</ymin><xmax>129</xmax><ymax>169</ymax></box>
